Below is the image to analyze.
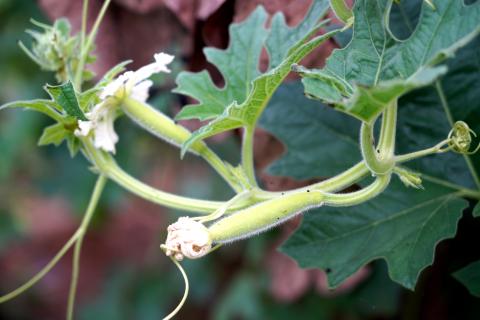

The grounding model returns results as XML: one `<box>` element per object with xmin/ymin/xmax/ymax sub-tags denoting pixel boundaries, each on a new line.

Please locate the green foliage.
<box><xmin>282</xmin><ymin>179</ymin><xmax>468</xmax><ymax>289</ymax></box>
<box><xmin>260</xmin><ymin>82</ymin><xmax>361</xmax><ymax>179</ymax></box>
<box><xmin>297</xmin><ymin>0</ymin><xmax>480</xmax><ymax>122</ymax></box>
<box><xmin>453</xmin><ymin>260</ymin><xmax>480</xmax><ymax>298</ymax></box>
<box><xmin>261</xmin><ymin>82</ymin><xmax>475</xmax><ymax>289</ymax></box>
<box><xmin>174</xmin><ymin>0</ymin><xmax>335</xmax><ymax>156</ymax></box>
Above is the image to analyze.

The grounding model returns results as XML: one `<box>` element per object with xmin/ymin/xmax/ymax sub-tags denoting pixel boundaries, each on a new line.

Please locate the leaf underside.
<box><xmin>298</xmin><ymin>0</ymin><xmax>480</xmax><ymax>122</ymax></box>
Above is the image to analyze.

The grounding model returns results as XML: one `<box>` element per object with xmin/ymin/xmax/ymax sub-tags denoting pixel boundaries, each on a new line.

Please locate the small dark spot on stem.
<box><xmin>307</xmin><ymin>189</ymin><xmax>310</xmax><ymax>192</ymax></box>
<box><xmin>325</xmin><ymin>268</ymin><xmax>332</xmax><ymax>274</ymax></box>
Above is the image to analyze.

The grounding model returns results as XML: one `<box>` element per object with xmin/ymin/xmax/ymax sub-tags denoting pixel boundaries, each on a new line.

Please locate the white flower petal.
<box><xmin>93</xmin><ymin>113</ymin><xmax>119</xmax><ymax>153</ymax></box>
<box><xmin>131</xmin><ymin>80</ymin><xmax>153</xmax><ymax>103</ymax></box>
<box><xmin>100</xmin><ymin>72</ymin><xmax>133</xmax><ymax>99</ymax></box>
<box><xmin>154</xmin><ymin>52</ymin><xmax>174</xmax><ymax>73</ymax></box>
<box><xmin>74</xmin><ymin>120</ymin><xmax>94</xmax><ymax>137</ymax></box>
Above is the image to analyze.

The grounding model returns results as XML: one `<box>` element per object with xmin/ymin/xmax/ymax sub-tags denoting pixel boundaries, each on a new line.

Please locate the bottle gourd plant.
<box><xmin>1</xmin><ymin>0</ymin><xmax>480</xmax><ymax>318</ymax></box>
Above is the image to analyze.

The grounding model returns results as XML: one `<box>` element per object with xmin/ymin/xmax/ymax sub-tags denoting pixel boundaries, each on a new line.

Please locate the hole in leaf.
<box><xmin>388</xmin><ymin>0</ymin><xmax>422</xmax><ymax>40</ymax></box>
<box><xmin>464</xmin><ymin>0</ymin><xmax>479</xmax><ymax>5</ymax></box>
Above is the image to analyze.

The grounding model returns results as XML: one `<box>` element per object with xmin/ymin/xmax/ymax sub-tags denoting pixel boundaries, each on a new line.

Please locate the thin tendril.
<box><xmin>67</xmin><ymin>175</ymin><xmax>107</xmax><ymax>320</ymax></box>
<box><xmin>0</xmin><ymin>231</ymin><xmax>79</xmax><ymax>303</ymax></box>
<box><xmin>163</xmin><ymin>257</ymin><xmax>189</xmax><ymax>320</ymax></box>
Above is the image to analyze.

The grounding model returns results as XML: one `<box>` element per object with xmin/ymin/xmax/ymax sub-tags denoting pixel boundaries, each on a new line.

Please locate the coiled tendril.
<box><xmin>447</xmin><ymin>121</ymin><xmax>480</xmax><ymax>155</ymax></box>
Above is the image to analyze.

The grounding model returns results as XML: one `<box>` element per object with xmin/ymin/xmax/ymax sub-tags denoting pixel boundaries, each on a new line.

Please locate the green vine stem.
<box><xmin>360</xmin><ymin>102</ymin><xmax>397</xmax><ymax>175</ymax></box>
<box><xmin>241</xmin><ymin>125</ymin><xmax>258</xmax><ymax>189</ymax></box>
<box><xmin>67</xmin><ymin>175</ymin><xmax>106</xmax><ymax>320</ymax></box>
<box><xmin>121</xmin><ymin>97</ymin><xmax>243</xmax><ymax>192</ymax></box>
<box><xmin>74</xmin><ymin>0</ymin><xmax>112</xmax><ymax>89</ymax></box>
<box><xmin>0</xmin><ymin>175</ymin><xmax>106</xmax><ymax>305</ymax></box>
<box><xmin>82</xmin><ymin>139</ymin><xmax>248</xmax><ymax>212</ymax></box>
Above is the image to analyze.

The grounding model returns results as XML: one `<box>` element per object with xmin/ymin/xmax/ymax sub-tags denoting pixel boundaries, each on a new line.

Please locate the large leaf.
<box><xmin>281</xmin><ymin>179</ymin><xmax>468</xmax><ymax>289</ymax></box>
<box><xmin>453</xmin><ymin>260</ymin><xmax>480</xmax><ymax>297</ymax></box>
<box><xmin>175</xmin><ymin>0</ymin><xmax>334</xmax><ymax>155</ymax></box>
<box><xmin>261</xmin><ymin>82</ymin><xmax>473</xmax><ymax>289</ymax></box>
<box><xmin>259</xmin><ymin>82</ymin><xmax>361</xmax><ymax>179</ymax></box>
<box><xmin>298</xmin><ymin>0</ymin><xmax>480</xmax><ymax>122</ymax></box>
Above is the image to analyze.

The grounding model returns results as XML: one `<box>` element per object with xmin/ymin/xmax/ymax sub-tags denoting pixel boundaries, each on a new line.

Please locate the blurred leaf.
<box><xmin>213</xmin><ymin>274</ymin><xmax>264</xmax><ymax>320</ymax></box>
<box><xmin>38</xmin><ymin>122</ymin><xmax>68</xmax><ymax>146</ymax></box>
<box><xmin>297</xmin><ymin>0</ymin><xmax>480</xmax><ymax>122</ymax></box>
<box><xmin>259</xmin><ymin>82</ymin><xmax>361</xmax><ymax>179</ymax></box>
<box><xmin>474</xmin><ymin>203</ymin><xmax>480</xmax><ymax>218</ymax></box>
<box><xmin>44</xmin><ymin>81</ymin><xmax>86</xmax><ymax>120</ymax></box>
<box><xmin>453</xmin><ymin>260</ymin><xmax>480</xmax><ymax>297</ymax></box>
<box><xmin>0</xmin><ymin>99</ymin><xmax>62</xmax><ymax>121</ymax></box>
<box><xmin>282</xmin><ymin>179</ymin><xmax>468</xmax><ymax>289</ymax></box>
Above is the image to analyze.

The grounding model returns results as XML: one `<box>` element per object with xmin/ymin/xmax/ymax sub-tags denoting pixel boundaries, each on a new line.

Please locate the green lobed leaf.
<box><xmin>181</xmin><ymin>28</ymin><xmax>337</xmax><ymax>157</ymax></box>
<box><xmin>175</xmin><ymin>0</ymin><xmax>333</xmax><ymax>155</ymax></box>
<box><xmin>453</xmin><ymin>260</ymin><xmax>480</xmax><ymax>297</ymax></box>
<box><xmin>174</xmin><ymin>6</ymin><xmax>269</xmax><ymax>121</ymax></box>
<box><xmin>298</xmin><ymin>0</ymin><xmax>480</xmax><ymax>122</ymax></box>
<box><xmin>281</xmin><ymin>179</ymin><xmax>468</xmax><ymax>289</ymax></box>
<box><xmin>38</xmin><ymin>122</ymin><xmax>69</xmax><ymax>146</ymax></box>
<box><xmin>44</xmin><ymin>80</ymin><xmax>87</xmax><ymax>120</ymax></box>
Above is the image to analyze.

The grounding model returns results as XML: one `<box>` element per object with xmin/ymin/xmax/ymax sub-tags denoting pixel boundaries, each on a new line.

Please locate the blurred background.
<box><xmin>0</xmin><ymin>0</ymin><xmax>479</xmax><ymax>319</ymax></box>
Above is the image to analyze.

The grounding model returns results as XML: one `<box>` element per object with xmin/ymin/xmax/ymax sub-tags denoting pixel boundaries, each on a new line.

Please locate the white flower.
<box><xmin>163</xmin><ymin>217</ymin><xmax>212</xmax><ymax>261</ymax></box>
<box><xmin>100</xmin><ymin>52</ymin><xmax>174</xmax><ymax>102</ymax></box>
<box><xmin>77</xmin><ymin>52</ymin><xmax>174</xmax><ymax>153</ymax></box>
<box><xmin>75</xmin><ymin>102</ymin><xmax>119</xmax><ymax>153</ymax></box>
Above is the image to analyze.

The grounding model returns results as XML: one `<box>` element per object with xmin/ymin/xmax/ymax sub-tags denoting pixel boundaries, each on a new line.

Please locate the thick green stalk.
<box><xmin>67</xmin><ymin>175</ymin><xmax>106</xmax><ymax>320</ymax></box>
<box><xmin>121</xmin><ymin>98</ymin><xmax>242</xmax><ymax>192</ymax></box>
<box><xmin>360</xmin><ymin>102</ymin><xmax>397</xmax><ymax>175</ymax></box>
<box><xmin>209</xmin><ymin>175</ymin><xmax>390</xmax><ymax>243</ymax></box>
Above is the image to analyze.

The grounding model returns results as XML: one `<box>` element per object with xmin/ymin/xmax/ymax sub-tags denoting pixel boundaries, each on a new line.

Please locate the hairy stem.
<box><xmin>121</xmin><ymin>98</ymin><xmax>242</xmax><ymax>192</ymax></box>
<box><xmin>67</xmin><ymin>175</ymin><xmax>107</xmax><ymax>320</ymax></box>
<box><xmin>241</xmin><ymin>126</ymin><xmax>258</xmax><ymax>188</ymax></box>
<box><xmin>209</xmin><ymin>175</ymin><xmax>390</xmax><ymax>243</ymax></box>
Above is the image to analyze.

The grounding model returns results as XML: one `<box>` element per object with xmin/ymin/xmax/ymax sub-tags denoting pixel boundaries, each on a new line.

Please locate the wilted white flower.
<box><xmin>163</xmin><ymin>217</ymin><xmax>212</xmax><ymax>261</ymax></box>
<box><xmin>75</xmin><ymin>102</ymin><xmax>119</xmax><ymax>153</ymax></box>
